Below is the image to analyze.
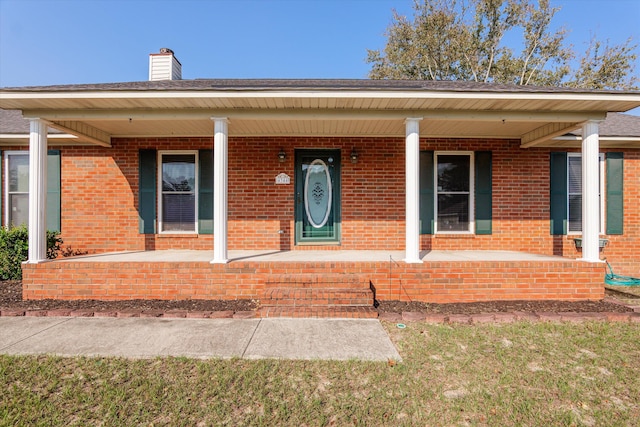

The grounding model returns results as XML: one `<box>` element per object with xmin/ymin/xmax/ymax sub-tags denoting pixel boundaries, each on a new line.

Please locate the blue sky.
<box><xmin>0</xmin><ymin>0</ymin><xmax>639</xmax><ymax>87</ymax></box>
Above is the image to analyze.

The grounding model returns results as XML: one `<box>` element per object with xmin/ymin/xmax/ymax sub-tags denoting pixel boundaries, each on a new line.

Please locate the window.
<box><xmin>420</xmin><ymin>151</ymin><xmax>491</xmax><ymax>235</ymax></box>
<box><xmin>158</xmin><ymin>151</ymin><xmax>198</xmax><ymax>233</ymax></box>
<box><xmin>2</xmin><ymin>150</ymin><xmax>61</xmax><ymax>231</ymax></box>
<box><xmin>567</xmin><ymin>153</ymin><xmax>605</xmax><ymax>234</ymax></box>
<box><xmin>435</xmin><ymin>152</ymin><xmax>474</xmax><ymax>233</ymax></box>
<box><xmin>4</xmin><ymin>151</ymin><xmax>29</xmax><ymax>227</ymax></box>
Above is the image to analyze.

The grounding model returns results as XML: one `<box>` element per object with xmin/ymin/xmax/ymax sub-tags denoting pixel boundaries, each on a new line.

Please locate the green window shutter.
<box><xmin>550</xmin><ymin>152</ymin><xmax>568</xmax><ymax>235</ymax></box>
<box><xmin>419</xmin><ymin>151</ymin><xmax>434</xmax><ymax>234</ymax></box>
<box><xmin>138</xmin><ymin>149</ymin><xmax>157</xmax><ymax>234</ymax></box>
<box><xmin>475</xmin><ymin>151</ymin><xmax>492</xmax><ymax>235</ymax></box>
<box><xmin>198</xmin><ymin>149</ymin><xmax>214</xmax><ymax>234</ymax></box>
<box><xmin>606</xmin><ymin>152</ymin><xmax>623</xmax><ymax>235</ymax></box>
<box><xmin>46</xmin><ymin>150</ymin><xmax>61</xmax><ymax>232</ymax></box>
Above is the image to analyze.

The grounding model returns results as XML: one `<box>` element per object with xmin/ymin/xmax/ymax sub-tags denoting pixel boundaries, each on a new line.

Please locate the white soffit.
<box><xmin>2</xmin><ymin>89</ymin><xmax>640</xmax><ymax>112</ymax></box>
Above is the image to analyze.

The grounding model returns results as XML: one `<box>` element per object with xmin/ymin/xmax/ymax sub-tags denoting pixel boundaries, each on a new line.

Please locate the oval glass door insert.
<box><xmin>304</xmin><ymin>159</ymin><xmax>332</xmax><ymax>228</ymax></box>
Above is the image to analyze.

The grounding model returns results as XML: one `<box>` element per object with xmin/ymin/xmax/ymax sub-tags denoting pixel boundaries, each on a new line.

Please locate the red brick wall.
<box><xmin>22</xmin><ymin>258</ymin><xmax>604</xmax><ymax>302</ymax></box>
<box><xmin>2</xmin><ymin>139</ymin><xmax>639</xmax><ymax>274</ymax></box>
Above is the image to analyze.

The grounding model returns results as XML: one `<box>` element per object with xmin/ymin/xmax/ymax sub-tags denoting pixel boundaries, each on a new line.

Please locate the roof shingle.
<box><xmin>2</xmin><ymin>78</ymin><xmax>639</xmax><ymax>95</ymax></box>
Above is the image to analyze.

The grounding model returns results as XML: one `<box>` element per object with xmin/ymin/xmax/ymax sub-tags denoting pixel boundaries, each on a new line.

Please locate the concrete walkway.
<box><xmin>0</xmin><ymin>317</ymin><xmax>401</xmax><ymax>362</ymax></box>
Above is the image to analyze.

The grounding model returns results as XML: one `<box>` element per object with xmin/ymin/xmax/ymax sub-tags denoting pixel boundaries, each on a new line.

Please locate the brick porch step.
<box><xmin>265</xmin><ymin>274</ymin><xmax>367</xmax><ymax>289</ymax></box>
<box><xmin>261</xmin><ymin>273</ymin><xmax>376</xmax><ymax>318</ymax></box>
<box><xmin>258</xmin><ymin>306</ymin><xmax>378</xmax><ymax>319</ymax></box>
<box><xmin>264</xmin><ymin>288</ymin><xmax>373</xmax><ymax>307</ymax></box>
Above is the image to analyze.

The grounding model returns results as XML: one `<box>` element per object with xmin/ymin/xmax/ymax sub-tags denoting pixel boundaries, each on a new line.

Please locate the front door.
<box><xmin>295</xmin><ymin>149</ymin><xmax>341</xmax><ymax>244</ymax></box>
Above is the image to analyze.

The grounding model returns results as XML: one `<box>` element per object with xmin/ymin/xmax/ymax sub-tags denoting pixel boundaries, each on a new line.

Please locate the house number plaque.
<box><xmin>275</xmin><ymin>173</ymin><xmax>291</xmax><ymax>185</ymax></box>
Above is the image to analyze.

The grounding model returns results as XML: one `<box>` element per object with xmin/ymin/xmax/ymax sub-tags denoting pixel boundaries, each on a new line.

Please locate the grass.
<box><xmin>1</xmin><ymin>321</ymin><xmax>639</xmax><ymax>426</ymax></box>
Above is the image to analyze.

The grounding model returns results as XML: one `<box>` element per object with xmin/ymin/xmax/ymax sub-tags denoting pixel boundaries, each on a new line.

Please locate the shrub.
<box><xmin>61</xmin><ymin>246</ymin><xmax>89</xmax><ymax>257</ymax></box>
<box><xmin>0</xmin><ymin>225</ymin><xmax>62</xmax><ymax>280</ymax></box>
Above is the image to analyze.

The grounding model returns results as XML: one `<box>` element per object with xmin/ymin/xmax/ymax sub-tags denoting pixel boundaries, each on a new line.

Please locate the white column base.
<box><xmin>577</xmin><ymin>258</ymin><xmax>605</xmax><ymax>264</ymax></box>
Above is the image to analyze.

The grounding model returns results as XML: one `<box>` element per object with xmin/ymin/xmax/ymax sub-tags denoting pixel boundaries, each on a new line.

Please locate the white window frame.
<box><xmin>157</xmin><ymin>150</ymin><xmax>199</xmax><ymax>234</ymax></box>
<box><xmin>434</xmin><ymin>151</ymin><xmax>475</xmax><ymax>234</ymax></box>
<box><xmin>3</xmin><ymin>150</ymin><xmax>29</xmax><ymax>228</ymax></box>
<box><xmin>567</xmin><ymin>153</ymin><xmax>605</xmax><ymax>235</ymax></box>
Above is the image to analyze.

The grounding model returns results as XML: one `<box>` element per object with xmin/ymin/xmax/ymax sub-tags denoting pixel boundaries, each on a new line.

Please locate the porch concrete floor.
<box><xmin>53</xmin><ymin>250</ymin><xmax>572</xmax><ymax>263</ymax></box>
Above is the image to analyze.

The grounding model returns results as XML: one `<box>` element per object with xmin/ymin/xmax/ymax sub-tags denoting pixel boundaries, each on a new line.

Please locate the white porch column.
<box><xmin>27</xmin><ymin>119</ymin><xmax>48</xmax><ymax>263</ymax></box>
<box><xmin>211</xmin><ymin>117</ymin><xmax>229</xmax><ymax>264</ymax></box>
<box><xmin>580</xmin><ymin>120</ymin><xmax>602</xmax><ymax>263</ymax></box>
<box><xmin>405</xmin><ymin>118</ymin><xmax>423</xmax><ymax>263</ymax></box>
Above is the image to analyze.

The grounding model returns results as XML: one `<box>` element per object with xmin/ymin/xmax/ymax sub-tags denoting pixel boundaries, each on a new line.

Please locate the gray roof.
<box><xmin>2</xmin><ymin>78</ymin><xmax>638</xmax><ymax>95</ymax></box>
<box><xmin>566</xmin><ymin>112</ymin><xmax>640</xmax><ymax>138</ymax></box>
<box><xmin>0</xmin><ymin>109</ymin><xmax>62</xmax><ymax>134</ymax></box>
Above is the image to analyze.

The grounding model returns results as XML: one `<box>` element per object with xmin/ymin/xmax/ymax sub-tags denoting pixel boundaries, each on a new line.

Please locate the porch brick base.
<box><xmin>22</xmin><ymin>259</ymin><xmax>605</xmax><ymax>305</ymax></box>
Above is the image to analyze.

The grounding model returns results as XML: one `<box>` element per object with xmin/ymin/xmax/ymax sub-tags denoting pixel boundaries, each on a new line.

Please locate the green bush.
<box><xmin>0</xmin><ymin>225</ymin><xmax>62</xmax><ymax>280</ymax></box>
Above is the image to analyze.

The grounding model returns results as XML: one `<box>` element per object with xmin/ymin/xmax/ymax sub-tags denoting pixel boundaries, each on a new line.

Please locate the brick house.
<box><xmin>1</xmin><ymin>50</ymin><xmax>639</xmax><ymax>316</ymax></box>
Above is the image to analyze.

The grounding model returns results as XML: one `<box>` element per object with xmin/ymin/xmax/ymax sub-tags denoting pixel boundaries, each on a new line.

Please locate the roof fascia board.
<box><xmin>4</xmin><ymin>90</ymin><xmax>640</xmax><ymax>102</ymax></box>
<box><xmin>554</xmin><ymin>135</ymin><xmax>640</xmax><ymax>142</ymax></box>
<box><xmin>22</xmin><ymin>108</ymin><xmax>607</xmax><ymax>123</ymax></box>
<box><xmin>0</xmin><ymin>133</ymin><xmax>76</xmax><ymax>140</ymax></box>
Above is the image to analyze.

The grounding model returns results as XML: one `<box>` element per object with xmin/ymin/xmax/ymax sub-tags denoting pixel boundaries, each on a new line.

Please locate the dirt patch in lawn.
<box><xmin>1</xmin><ymin>280</ymin><xmax>633</xmax><ymax>314</ymax></box>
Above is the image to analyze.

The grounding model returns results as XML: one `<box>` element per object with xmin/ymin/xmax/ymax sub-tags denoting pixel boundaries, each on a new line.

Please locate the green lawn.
<box><xmin>2</xmin><ymin>321</ymin><xmax>639</xmax><ymax>426</ymax></box>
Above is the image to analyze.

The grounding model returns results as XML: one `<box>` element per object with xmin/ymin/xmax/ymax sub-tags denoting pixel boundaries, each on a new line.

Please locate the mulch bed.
<box><xmin>376</xmin><ymin>298</ymin><xmax>632</xmax><ymax>315</ymax></box>
<box><xmin>1</xmin><ymin>280</ymin><xmax>634</xmax><ymax>315</ymax></box>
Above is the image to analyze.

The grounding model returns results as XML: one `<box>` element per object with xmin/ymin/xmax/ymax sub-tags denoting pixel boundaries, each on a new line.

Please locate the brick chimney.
<box><xmin>149</xmin><ymin>48</ymin><xmax>182</xmax><ymax>81</ymax></box>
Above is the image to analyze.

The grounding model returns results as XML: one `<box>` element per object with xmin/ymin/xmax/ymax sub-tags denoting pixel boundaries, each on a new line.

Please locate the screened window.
<box><xmin>567</xmin><ymin>153</ymin><xmax>604</xmax><ymax>233</ymax></box>
<box><xmin>435</xmin><ymin>152</ymin><xmax>473</xmax><ymax>233</ymax></box>
<box><xmin>158</xmin><ymin>152</ymin><xmax>198</xmax><ymax>232</ymax></box>
<box><xmin>4</xmin><ymin>151</ymin><xmax>29</xmax><ymax>227</ymax></box>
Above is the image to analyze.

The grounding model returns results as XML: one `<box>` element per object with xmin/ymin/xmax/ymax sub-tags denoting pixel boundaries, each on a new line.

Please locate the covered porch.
<box><xmin>7</xmin><ymin>81</ymin><xmax>639</xmax><ymax>269</ymax></box>
<box><xmin>3</xmin><ymin>76</ymin><xmax>638</xmax><ymax>314</ymax></box>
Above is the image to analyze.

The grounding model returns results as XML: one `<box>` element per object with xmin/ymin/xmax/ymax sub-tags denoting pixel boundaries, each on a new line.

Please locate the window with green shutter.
<box><xmin>550</xmin><ymin>151</ymin><xmax>621</xmax><ymax>236</ymax></box>
<box><xmin>138</xmin><ymin>149</ymin><xmax>214</xmax><ymax>235</ymax></box>
<box><xmin>421</xmin><ymin>150</ymin><xmax>492</xmax><ymax>235</ymax></box>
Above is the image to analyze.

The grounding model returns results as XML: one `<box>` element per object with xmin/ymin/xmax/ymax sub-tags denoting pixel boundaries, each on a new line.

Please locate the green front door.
<box><xmin>295</xmin><ymin>149</ymin><xmax>341</xmax><ymax>244</ymax></box>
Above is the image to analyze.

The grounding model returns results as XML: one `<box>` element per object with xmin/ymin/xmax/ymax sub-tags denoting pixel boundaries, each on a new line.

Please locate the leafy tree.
<box><xmin>367</xmin><ymin>0</ymin><xmax>638</xmax><ymax>90</ymax></box>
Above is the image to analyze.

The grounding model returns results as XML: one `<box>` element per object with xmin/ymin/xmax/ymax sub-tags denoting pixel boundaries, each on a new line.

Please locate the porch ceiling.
<box><xmin>2</xmin><ymin>83</ymin><xmax>640</xmax><ymax>147</ymax></box>
<box><xmin>72</xmin><ymin>116</ymin><xmax>578</xmax><ymax>140</ymax></box>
